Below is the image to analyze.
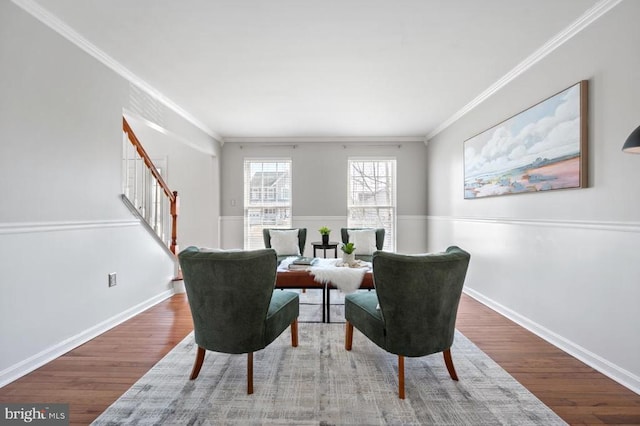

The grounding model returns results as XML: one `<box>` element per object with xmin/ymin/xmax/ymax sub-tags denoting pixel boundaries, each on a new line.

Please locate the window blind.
<box><xmin>347</xmin><ymin>158</ymin><xmax>396</xmax><ymax>251</ymax></box>
<box><xmin>244</xmin><ymin>158</ymin><xmax>293</xmax><ymax>250</ymax></box>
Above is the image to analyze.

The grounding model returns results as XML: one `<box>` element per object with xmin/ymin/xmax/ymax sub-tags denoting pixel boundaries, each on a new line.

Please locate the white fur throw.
<box><xmin>309</xmin><ymin>258</ymin><xmax>369</xmax><ymax>294</ymax></box>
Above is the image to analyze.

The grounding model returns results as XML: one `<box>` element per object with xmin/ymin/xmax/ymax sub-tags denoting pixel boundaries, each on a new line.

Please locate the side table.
<box><xmin>311</xmin><ymin>241</ymin><xmax>339</xmax><ymax>258</ymax></box>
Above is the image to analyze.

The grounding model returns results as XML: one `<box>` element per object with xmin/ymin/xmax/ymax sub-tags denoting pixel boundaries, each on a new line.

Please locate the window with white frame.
<box><xmin>244</xmin><ymin>159</ymin><xmax>292</xmax><ymax>249</ymax></box>
<box><xmin>347</xmin><ymin>158</ymin><xmax>396</xmax><ymax>251</ymax></box>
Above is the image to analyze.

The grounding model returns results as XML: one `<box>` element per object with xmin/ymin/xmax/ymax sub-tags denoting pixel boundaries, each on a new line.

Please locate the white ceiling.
<box><xmin>24</xmin><ymin>0</ymin><xmax>610</xmax><ymax>142</ymax></box>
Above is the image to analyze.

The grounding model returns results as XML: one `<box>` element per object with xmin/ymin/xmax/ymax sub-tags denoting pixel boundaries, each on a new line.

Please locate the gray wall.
<box><xmin>0</xmin><ymin>2</ymin><xmax>220</xmax><ymax>385</ymax></box>
<box><xmin>426</xmin><ymin>0</ymin><xmax>640</xmax><ymax>392</ymax></box>
<box><xmin>219</xmin><ymin>141</ymin><xmax>429</xmax><ymax>253</ymax></box>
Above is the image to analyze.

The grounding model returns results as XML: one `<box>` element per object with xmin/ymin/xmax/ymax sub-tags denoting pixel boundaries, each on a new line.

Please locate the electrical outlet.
<box><xmin>108</xmin><ymin>272</ymin><xmax>117</xmax><ymax>287</ymax></box>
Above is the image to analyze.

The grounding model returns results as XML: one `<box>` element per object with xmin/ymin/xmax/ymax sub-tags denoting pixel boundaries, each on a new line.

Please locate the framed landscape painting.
<box><xmin>464</xmin><ymin>80</ymin><xmax>588</xmax><ymax>199</ymax></box>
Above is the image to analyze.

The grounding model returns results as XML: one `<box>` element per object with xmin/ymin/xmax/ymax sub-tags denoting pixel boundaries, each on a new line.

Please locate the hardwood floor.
<box><xmin>0</xmin><ymin>295</ymin><xmax>194</xmax><ymax>425</ymax></box>
<box><xmin>456</xmin><ymin>295</ymin><xmax>640</xmax><ymax>425</ymax></box>
<box><xmin>1</xmin><ymin>293</ymin><xmax>639</xmax><ymax>425</ymax></box>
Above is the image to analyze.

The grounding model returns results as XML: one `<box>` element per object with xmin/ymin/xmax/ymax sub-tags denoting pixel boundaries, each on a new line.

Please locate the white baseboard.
<box><xmin>463</xmin><ymin>287</ymin><xmax>640</xmax><ymax>395</ymax></box>
<box><xmin>0</xmin><ymin>290</ymin><xmax>174</xmax><ymax>388</ymax></box>
<box><xmin>172</xmin><ymin>280</ymin><xmax>186</xmax><ymax>294</ymax></box>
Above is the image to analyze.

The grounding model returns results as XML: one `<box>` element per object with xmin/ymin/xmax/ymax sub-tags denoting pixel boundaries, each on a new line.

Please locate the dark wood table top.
<box><xmin>276</xmin><ymin>268</ymin><xmax>374</xmax><ymax>289</ymax></box>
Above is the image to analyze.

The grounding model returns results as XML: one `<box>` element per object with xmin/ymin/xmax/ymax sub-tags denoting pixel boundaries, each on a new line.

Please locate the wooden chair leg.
<box><xmin>345</xmin><ymin>321</ymin><xmax>353</xmax><ymax>351</ymax></box>
<box><xmin>443</xmin><ymin>348</ymin><xmax>458</xmax><ymax>381</ymax></box>
<box><xmin>291</xmin><ymin>319</ymin><xmax>299</xmax><ymax>347</ymax></box>
<box><xmin>398</xmin><ymin>355</ymin><xmax>405</xmax><ymax>399</ymax></box>
<box><xmin>247</xmin><ymin>352</ymin><xmax>254</xmax><ymax>394</ymax></box>
<box><xmin>189</xmin><ymin>346</ymin><xmax>205</xmax><ymax>380</ymax></box>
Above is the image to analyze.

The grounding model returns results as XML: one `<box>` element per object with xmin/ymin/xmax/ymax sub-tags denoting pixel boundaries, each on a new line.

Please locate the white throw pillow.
<box><xmin>348</xmin><ymin>229</ymin><xmax>377</xmax><ymax>255</ymax></box>
<box><xmin>269</xmin><ymin>229</ymin><xmax>301</xmax><ymax>256</ymax></box>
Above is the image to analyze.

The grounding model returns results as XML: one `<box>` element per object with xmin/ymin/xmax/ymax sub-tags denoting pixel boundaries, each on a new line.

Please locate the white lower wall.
<box><xmin>425</xmin><ymin>1</ymin><xmax>640</xmax><ymax>395</ymax></box>
<box><xmin>427</xmin><ymin>215</ymin><xmax>640</xmax><ymax>393</ymax></box>
<box><xmin>219</xmin><ymin>215</ymin><xmax>429</xmax><ymax>255</ymax></box>
<box><xmin>219</xmin><ymin>216</ymin><xmax>244</xmax><ymax>250</ymax></box>
<box><xmin>0</xmin><ymin>2</ymin><xmax>221</xmax><ymax>387</ymax></box>
<box><xmin>0</xmin><ymin>220</ymin><xmax>176</xmax><ymax>387</ymax></box>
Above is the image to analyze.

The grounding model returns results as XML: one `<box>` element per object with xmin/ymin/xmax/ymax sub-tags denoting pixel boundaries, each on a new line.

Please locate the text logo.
<box><xmin>1</xmin><ymin>404</ymin><xmax>68</xmax><ymax>425</ymax></box>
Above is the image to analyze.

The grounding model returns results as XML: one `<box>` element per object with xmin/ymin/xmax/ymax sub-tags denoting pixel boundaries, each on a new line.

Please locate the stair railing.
<box><xmin>122</xmin><ymin>117</ymin><xmax>178</xmax><ymax>255</ymax></box>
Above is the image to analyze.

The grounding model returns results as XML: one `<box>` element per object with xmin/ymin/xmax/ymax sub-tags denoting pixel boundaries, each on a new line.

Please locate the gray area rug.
<box><xmin>93</xmin><ymin>295</ymin><xmax>566</xmax><ymax>425</ymax></box>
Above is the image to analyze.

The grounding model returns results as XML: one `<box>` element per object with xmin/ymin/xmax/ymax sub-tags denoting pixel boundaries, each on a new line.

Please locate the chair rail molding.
<box><xmin>0</xmin><ymin>219</ymin><xmax>140</xmax><ymax>235</ymax></box>
<box><xmin>427</xmin><ymin>215</ymin><xmax>640</xmax><ymax>233</ymax></box>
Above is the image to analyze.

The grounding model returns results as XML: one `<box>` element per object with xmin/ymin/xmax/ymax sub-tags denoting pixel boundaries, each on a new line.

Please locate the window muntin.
<box><xmin>347</xmin><ymin>158</ymin><xmax>396</xmax><ymax>251</ymax></box>
<box><xmin>244</xmin><ymin>159</ymin><xmax>292</xmax><ymax>249</ymax></box>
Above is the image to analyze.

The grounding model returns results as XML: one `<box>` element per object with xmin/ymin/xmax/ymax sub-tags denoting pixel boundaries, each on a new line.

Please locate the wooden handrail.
<box><xmin>123</xmin><ymin>117</ymin><xmax>179</xmax><ymax>254</ymax></box>
<box><xmin>123</xmin><ymin>118</ymin><xmax>176</xmax><ymax>202</ymax></box>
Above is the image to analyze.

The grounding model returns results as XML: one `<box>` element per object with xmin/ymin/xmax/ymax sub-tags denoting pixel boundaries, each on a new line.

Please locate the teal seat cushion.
<box><xmin>265</xmin><ymin>290</ymin><xmax>299</xmax><ymax>343</ymax></box>
<box><xmin>345</xmin><ymin>291</ymin><xmax>385</xmax><ymax>349</ymax></box>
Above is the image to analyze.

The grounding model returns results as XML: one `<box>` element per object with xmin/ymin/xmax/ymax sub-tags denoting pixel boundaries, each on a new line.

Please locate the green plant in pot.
<box><xmin>319</xmin><ymin>226</ymin><xmax>331</xmax><ymax>245</ymax></box>
<box><xmin>341</xmin><ymin>242</ymin><xmax>356</xmax><ymax>265</ymax></box>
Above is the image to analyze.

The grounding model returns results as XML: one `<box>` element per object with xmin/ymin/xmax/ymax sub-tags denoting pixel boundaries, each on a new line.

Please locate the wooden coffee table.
<box><xmin>276</xmin><ymin>269</ymin><xmax>374</xmax><ymax>323</ymax></box>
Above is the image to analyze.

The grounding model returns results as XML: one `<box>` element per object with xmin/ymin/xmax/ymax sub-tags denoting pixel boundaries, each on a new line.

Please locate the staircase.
<box><xmin>122</xmin><ymin>117</ymin><xmax>181</xmax><ymax>278</ymax></box>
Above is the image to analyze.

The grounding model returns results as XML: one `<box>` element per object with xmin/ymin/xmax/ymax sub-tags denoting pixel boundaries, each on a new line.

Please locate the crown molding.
<box><xmin>425</xmin><ymin>0</ymin><xmax>623</xmax><ymax>142</ymax></box>
<box><xmin>12</xmin><ymin>0</ymin><xmax>621</xmax><ymax>145</ymax></box>
<box><xmin>11</xmin><ymin>0</ymin><xmax>223</xmax><ymax>144</ymax></box>
<box><xmin>224</xmin><ymin>136</ymin><xmax>425</xmax><ymax>144</ymax></box>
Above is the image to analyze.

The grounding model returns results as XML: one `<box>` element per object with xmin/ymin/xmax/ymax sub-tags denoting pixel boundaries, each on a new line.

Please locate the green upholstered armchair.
<box><xmin>344</xmin><ymin>246</ymin><xmax>471</xmax><ymax>399</ymax></box>
<box><xmin>340</xmin><ymin>228</ymin><xmax>385</xmax><ymax>262</ymax></box>
<box><xmin>178</xmin><ymin>246</ymin><xmax>299</xmax><ymax>394</ymax></box>
<box><xmin>263</xmin><ymin>228</ymin><xmax>307</xmax><ymax>265</ymax></box>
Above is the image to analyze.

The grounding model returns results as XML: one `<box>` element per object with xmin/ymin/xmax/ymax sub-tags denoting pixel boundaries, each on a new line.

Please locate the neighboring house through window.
<box><xmin>244</xmin><ymin>159</ymin><xmax>292</xmax><ymax>249</ymax></box>
<box><xmin>347</xmin><ymin>158</ymin><xmax>396</xmax><ymax>251</ymax></box>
